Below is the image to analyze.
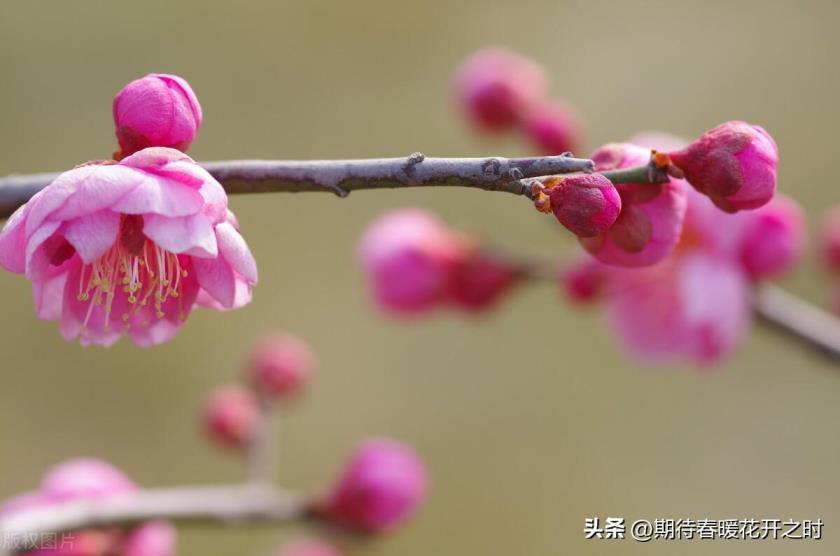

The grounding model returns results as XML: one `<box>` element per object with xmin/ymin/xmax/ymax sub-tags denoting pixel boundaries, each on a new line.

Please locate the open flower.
<box><xmin>0</xmin><ymin>147</ymin><xmax>257</xmax><ymax>347</ymax></box>
<box><xmin>566</xmin><ymin>188</ymin><xmax>804</xmax><ymax>365</ymax></box>
<box><xmin>0</xmin><ymin>459</ymin><xmax>175</xmax><ymax>556</ymax></box>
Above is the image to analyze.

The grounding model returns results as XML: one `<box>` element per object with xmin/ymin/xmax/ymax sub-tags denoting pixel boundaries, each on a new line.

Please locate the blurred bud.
<box><xmin>560</xmin><ymin>257</ymin><xmax>606</xmax><ymax>303</ymax></box>
<box><xmin>668</xmin><ymin>121</ymin><xmax>777</xmax><ymax>212</ymax></box>
<box><xmin>247</xmin><ymin>334</ymin><xmax>314</xmax><ymax>401</ymax></box>
<box><xmin>736</xmin><ymin>195</ymin><xmax>805</xmax><ymax>281</ymax></box>
<box><xmin>446</xmin><ymin>248</ymin><xmax>519</xmax><ymax>311</ymax></box>
<box><xmin>121</xmin><ymin>522</ymin><xmax>176</xmax><ymax>556</ymax></box>
<box><xmin>320</xmin><ymin>438</ymin><xmax>428</xmax><ymax>533</ymax></box>
<box><xmin>358</xmin><ymin>209</ymin><xmax>459</xmax><ymax>314</ymax></box>
<box><xmin>113</xmin><ymin>74</ymin><xmax>202</xmax><ymax>157</ymax></box>
<box><xmin>202</xmin><ymin>385</ymin><xmax>260</xmax><ymax>450</ymax></box>
<box><xmin>521</xmin><ymin>99</ymin><xmax>582</xmax><ymax>155</ymax></box>
<box><xmin>820</xmin><ymin>206</ymin><xmax>840</xmax><ymax>272</ymax></box>
<box><xmin>276</xmin><ymin>539</ymin><xmax>342</xmax><ymax>556</ymax></box>
<box><xmin>541</xmin><ymin>175</ymin><xmax>621</xmax><ymax>237</ymax></box>
<box><xmin>40</xmin><ymin>459</ymin><xmax>136</xmax><ymax>501</ymax></box>
<box><xmin>453</xmin><ymin>47</ymin><xmax>547</xmax><ymax>131</ymax></box>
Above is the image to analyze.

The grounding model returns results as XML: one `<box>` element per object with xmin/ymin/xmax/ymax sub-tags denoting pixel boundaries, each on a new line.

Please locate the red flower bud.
<box><xmin>543</xmin><ymin>175</ymin><xmax>621</xmax><ymax>237</ymax></box>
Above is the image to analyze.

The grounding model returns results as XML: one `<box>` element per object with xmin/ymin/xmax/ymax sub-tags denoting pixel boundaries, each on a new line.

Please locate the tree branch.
<box><xmin>247</xmin><ymin>393</ymin><xmax>278</xmax><ymax>486</ymax></box>
<box><xmin>0</xmin><ymin>154</ymin><xmax>595</xmax><ymax>218</ymax></box>
<box><xmin>0</xmin><ymin>484</ymin><xmax>310</xmax><ymax>555</ymax></box>
<box><xmin>753</xmin><ymin>285</ymin><xmax>840</xmax><ymax>361</ymax></box>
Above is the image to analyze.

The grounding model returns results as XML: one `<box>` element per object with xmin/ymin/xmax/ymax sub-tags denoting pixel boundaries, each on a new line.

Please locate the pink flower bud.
<box><xmin>277</xmin><ymin>539</ymin><xmax>342</xmax><ymax>556</ymax></box>
<box><xmin>668</xmin><ymin>121</ymin><xmax>778</xmax><ymax>212</ymax></box>
<box><xmin>446</xmin><ymin>249</ymin><xmax>518</xmax><ymax>311</ymax></box>
<box><xmin>40</xmin><ymin>459</ymin><xmax>136</xmax><ymax>502</ymax></box>
<box><xmin>560</xmin><ymin>257</ymin><xmax>606</xmax><ymax>303</ymax></box>
<box><xmin>358</xmin><ymin>209</ymin><xmax>459</xmax><ymax>314</ymax></box>
<box><xmin>246</xmin><ymin>334</ymin><xmax>314</xmax><ymax>401</ymax></box>
<box><xmin>736</xmin><ymin>195</ymin><xmax>804</xmax><ymax>281</ymax></box>
<box><xmin>321</xmin><ymin>438</ymin><xmax>428</xmax><ymax>533</ymax></box>
<box><xmin>121</xmin><ymin>521</ymin><xmax>176</xmax><ymax>556</ymax></box>
<box><xmin>453</xmin><ymin>47</ymin><xmax>547</xmax><ymax>131</ymax></box>
<box><xmin>201</xmin><ymin>385</ymin><xmax>261</xmax><ymax>450</ymax></box>
<box><xmin>543</xmin><ymin>175</ymin><xmax>621</xmax><ymax>237</ymax></box>
<box><xmin>113</xmin><ymin>74</ymin><xmax>202</xmax><ymax>157</ymax></box>
<box><xmin>521</xmin><ymin>99</ymin><xmax>582</xmax><ymax>155</ymax></box>
<box><xmin>579</xmin><ymin>143</ymin><xmax>688</xmax><ymax>267</ymax></box>
<box><xmin>820</xmin><ymin>206</ymin><xmax>840</xmax><ymax>272</ymax></box>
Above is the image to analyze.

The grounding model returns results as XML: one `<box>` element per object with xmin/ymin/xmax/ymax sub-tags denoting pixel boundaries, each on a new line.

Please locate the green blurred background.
<box><xmin>1</xmin><ymin>0</ymin><xmax>839</xmax><ymax>554</ymax></box>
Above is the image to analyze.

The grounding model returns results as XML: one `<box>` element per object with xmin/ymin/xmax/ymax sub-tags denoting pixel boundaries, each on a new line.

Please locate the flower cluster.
<box><xmin>0</xmin><ymin>459</ymin><xmax>175</xmax><ymax>556</ymax></box>
<box><xmin>0</xmin><ymin>74</ymin><xmax>256</xmax><ymax>346</ymax></box>
<box><xmin>358</xmin><ymin>209</ymin><xmax>522</xmax><ymax>315</ymax></box>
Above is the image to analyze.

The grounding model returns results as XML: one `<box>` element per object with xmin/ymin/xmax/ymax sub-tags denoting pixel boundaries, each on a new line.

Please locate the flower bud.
<box><xmin>736</xmin><ymin>195</ymin><xmax>804</xmax><ymax>281</ymax></box>
<box><xmin>122</xmin><ymin>521</ymin><xmax>176</xmax><ymax>556</ymax></box>
<box><xmin>358</xmin><ymin>209</ymin><xmax>458</xmax><ymax>314</ymax></box>
<box><xmin>320</xmin><ymin>438</ymin><xmax>428</xmax><ymax>533</ymax></box>
<box><xmin>542</xmin><ymin>175</ymin><xmax>621</xmax><ymax>237</ymax></box>
<box><xmin>446</xmin><ymin>248</ymin><xmax>518</xmax><ymax>311</ymax></box>
<box><xmin>820</xmin><ymin>206</ymin><xmax>840</xmax><ymax>272</ymax></box>
<box><xmin>246</xmin><ymin>334</ymin><xmax>314</xmax><ymax>401</ymax></box>
<box><xmin>668</xmin><ymin>121</ymin><xmax>778</xmax><ymax>212</ymax></box>
<box><xmin>277</xmin><ymin>539</ymin><xmax>342</xmax><ymax>556</ymax></box>
<box><xmin>40</xmin><ymin>458</ymin><xmax>136</xmax><ymax>501</ymax></box>
<box><xmin>113</xmin><ymin>74</ymin><xmax>202</xmax><ymax>157</ymax></box>
<box><xmin>560</xmin><ymin>257</ymin><xmax>606</xmax><ymax>303</ymax></box>
<box><xmin>201</xmin><ymin>385</ymin><xmax>260</xmax><ymax>450</ymax></box>
<box><xmin>453</xmin><ymin>47</ymin><xmax>547</xmax><ymax>131</ymax></box>
<box><xmin>521</xmin><ymin>99</ymin><xmax>582</xmax><ymax>156</ymax></box>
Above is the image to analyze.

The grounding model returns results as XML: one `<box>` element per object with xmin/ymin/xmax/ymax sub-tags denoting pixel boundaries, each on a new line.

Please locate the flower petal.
<box><xmin>109</xmin><ymin>174</ymin><xmax>204</xmax><ymax>217</ymax></box>
<box><xmin>215</xmin><ymin>221</ymin><xmax>257</xmax><ymax>283</ymax></box>
<box><xmin>143</xmin><ymin>213</ymin><xmax>217</xmax><ymax>257</ymax></box>
<box><xmin>63</xmin><ymin>210</ymin><xmax>120</xmax><ymax>264</ymax></box>
<box><xmin>192</xmin><ymin>256</ymin><xmax>236</xmax><ymax>308</ymax></box>
<box><xmin>0</xmin><ymin>203</ymin><xmax>30</xmax><ymax>273</ymax></box>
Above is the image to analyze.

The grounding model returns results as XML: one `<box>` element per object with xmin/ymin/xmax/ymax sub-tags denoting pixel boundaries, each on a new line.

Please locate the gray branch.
<box><xmin>0</xmin><ymin>484</ymin><xmax>309</xmax><ymax>555</ymax></box>
<box><xmin>753</xmin><ymin>285</ymin><xmax>840</xmax><ymax>361</ymax></box>
<box><xmin>0</xmin><ymin>154</ymin><xmax>595</xmax><ymax>218</ymax></box>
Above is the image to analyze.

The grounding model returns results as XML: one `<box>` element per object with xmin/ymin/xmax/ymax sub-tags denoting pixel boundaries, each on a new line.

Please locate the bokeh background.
<box><xmin>1</xmin><ymin>1</ymin><xmax>839</xmax><ymax>554</ymax></box>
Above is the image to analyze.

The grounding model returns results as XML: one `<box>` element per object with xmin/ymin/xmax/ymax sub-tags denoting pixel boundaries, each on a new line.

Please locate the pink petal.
<box><xmin>24</xmin><ymin>220</ymin><xmax>62</xmax><ymax>280</ymax></box>
<box><xmin>0</xmin><ymin>203</ymin><xmax>30</xmax><ymax>273</ymax></box>
<box><xmin>109</xmin><ymin>174</ymin><xmax>204</xmax><ymax>217</ymax></box>
<box><xmin>215</xmin><ymin>222</ymin><xmax>257</xmax><ymax>283</ymax></box>
<box><xmin>33</xmin><ymin>269</ymin><xmax>69</xmax><ymax>320</ymax></box>
<box><xmin>62</xmin><ymin>210</ymin><xmax>120</xmax><ymax>264</ymax></box>
<box><xmin>192</xmin><ymin>256</ymin><xmax>236</xmax><ymax>308</ymax></box>
<box><xmin>143</xmin><ymin>213</ymin><xmax>217</xmax><ymax>257</ymax></box>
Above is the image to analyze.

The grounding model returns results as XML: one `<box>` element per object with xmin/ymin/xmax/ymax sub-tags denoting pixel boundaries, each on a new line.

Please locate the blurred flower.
<box><xmin>521</xmin><ymin>99</ymin><xmax>582</xmax><ymax>156</ymax></box>
<box><xmin>453</xmin><ymin>47</ymin><xmax>546</xmax><ymax>131</ymax></box>
<box><xmin>0</xmin><ymin>147</ymin><xmax>257</xmax><ymax>346</ymax></box>
<box><xmin>202</xmin><ymin>385</ymin><xmax>261</xmax><ymax>450</ymax></box>
<box><xmin>579</xmin><ymin>142</ymin><xmax>688</xmax><ymax>267</ymax></box>
<box><xmin>319</xmin><ymin>438</ymin><xmax>427</xmax><ymax>533</ymax></box>
<box><xmin>537</xmin><ymin>174</ymin><xmax>621</xmax><ymax>238</ymax></box>
<box><xmin>0</xmin><ymin>459</ymin><xmax>175</xmax><ymax>556</ymax></box>
<box><xmin>358</xmin><ymin>209</ymin><xmax>459</xmax><ymax>314</ymax></box>
<box><xmin>669</xmin><ymin>121</ymin><xmax>778</xmax><ymax>212</ymax></box>
<box><xmin>276</xmin><ymin>539</ymin><xmax>342</xmax><ymax>556</ymax></box>
<box><xmin>247</xmin><ymin>334</ymin><xmax>314</xmax><ymax>401</ymax></box>
<box><xmin>572</xmin><ymin>188</ymin><xmax>804</xmax><ymax>365</ymax></box>
<box><xmin>820</xmin><ymin>206</ymin><xmax>840</xmax><ymax>273</ymax></box>
<box><xmin>446</xmin><ymin>247</ymin><xmax>520</xmax><ymax>311</ymax></box>
<box><xmin>113</xmin><ymin>74</ymin><xmax>202</xmax><ymax>158</ymax></box>
<box><xmin>560</xmin><ymin>256</ymin><xmax>606</xmax><ymax>303</ymax></box>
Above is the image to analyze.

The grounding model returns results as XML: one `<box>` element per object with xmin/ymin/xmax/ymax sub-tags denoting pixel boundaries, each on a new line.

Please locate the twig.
<box><xmin>247</xmin><ymin>393</ymin><xmax>277</xmax><ymax>486</ymax></box>
<box><xmin>753</xmin><ymin>285</ymin><xmax>840</xmax><ymax>361</ymax></box>
<box><xmin>0</xmin><ymin>154</ymin><xmax>595</xmax><ymax>218</ymax></box>
<box><xmin>0</xmin><ymin>484</ymin><xmax>310</xmax><ymax>555</ymax></box>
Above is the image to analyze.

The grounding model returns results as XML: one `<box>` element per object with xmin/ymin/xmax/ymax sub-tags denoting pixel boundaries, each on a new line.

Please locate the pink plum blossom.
<box><xmin>579</xmin><ymin>143</ymin><xmax>688</xmax><ymax>267</ymax></box>
<box><xmin>820</xmin><ymin>206</ymin><xmax>840</xmax><ymax>272</ymax></box>
<box><xmin>668</xmin><ymin>121</ymin><xmax>778</xmax><ymax>212</ymax></box>
<box><xmin>201</xmin><ymin>384</ymin><xmax>261</xmax><ymax>450</ymax></box>
<box><xmin>540</xmin><ymin>174</ymin><xmax>622</xmax><ymax>238</ymax></box>
<box><xmin>446</xmin><ymin>247</ymin><xmax>519</xmax><ymax>311</ymax></box>
<box><xmin>320</xmin><ymin>438</ymin><xmax>428</xmax><ymax>533</ymax></box>
<box><xmin>0</xmin><ymin>147</ymin><xmax>257</xmax><ymax>347</ymax></box>
<box><xmin>113</xmin><ymin>74</ymin><xmax>202</xmax><ymax>158</ymax></box>
<box><xmin>358</xmin><ymin>209</ymin><xmax>459</xmax><ymax>314</ymax></box>
<box><xmin>453</xmin><ymin>47</ymin><xmax>547</xmax><ymax>131</ymax></box>
<box><xmin>577</xmin><ymin>187</ymin><xmax>804</xmax><ymax>365</ymax></box>
<box><xmin>560</xmin><ymin>256</ymin><xmax>606</xmax><ymax>303</ymax></box>
<box><xmin>246</xmin><ymin>333</ymin><xmax>315</xmax><ymax>401</ymax></box>
<box><xmin>521</xmin><ymin>99</ymin><xmax>582</xmax><ymax>156</ymax></box>
<box><xmin>0</xmin><ymin>459</ymin><xmax>175</xmax><ymax>556</ymax></box>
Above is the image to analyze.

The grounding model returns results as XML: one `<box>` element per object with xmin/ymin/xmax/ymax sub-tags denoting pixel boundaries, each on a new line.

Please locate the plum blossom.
<box><xmin>202</xmin><ymin>384</ymin><xmax>261</xmax><ymax>450</ymax></box>
<box><xmin>521</xmin><ymin>99</ymin><xmax>582</xmax><ymax>156</ymax></box>
<box><xmin>565</xmin><ymin>187</ymin><xmax>804</xmax><ymax>365</ymax></box>
<box><xmin>669</xmin><ymin>121</ymin><xmax>778</xmax><ymax>212</ymax></box>
<box><xmin>0</xmin><ymin>459</ymin><xmax>175</xmax><ymax>556</ymax></box>
<box><xmin>246</xmin><ymin>334</ymin><xmax>315</xmax><ymax>401</ymax></box>
<box><xmin>0</xmin><ymin>147</ymin><xmax>257</xmax><ymax>347</ymax></box>
<box><xmin>535</xmin><ymin>174</ymin><xmax>622</xmax><ymax>238</ymax></box>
